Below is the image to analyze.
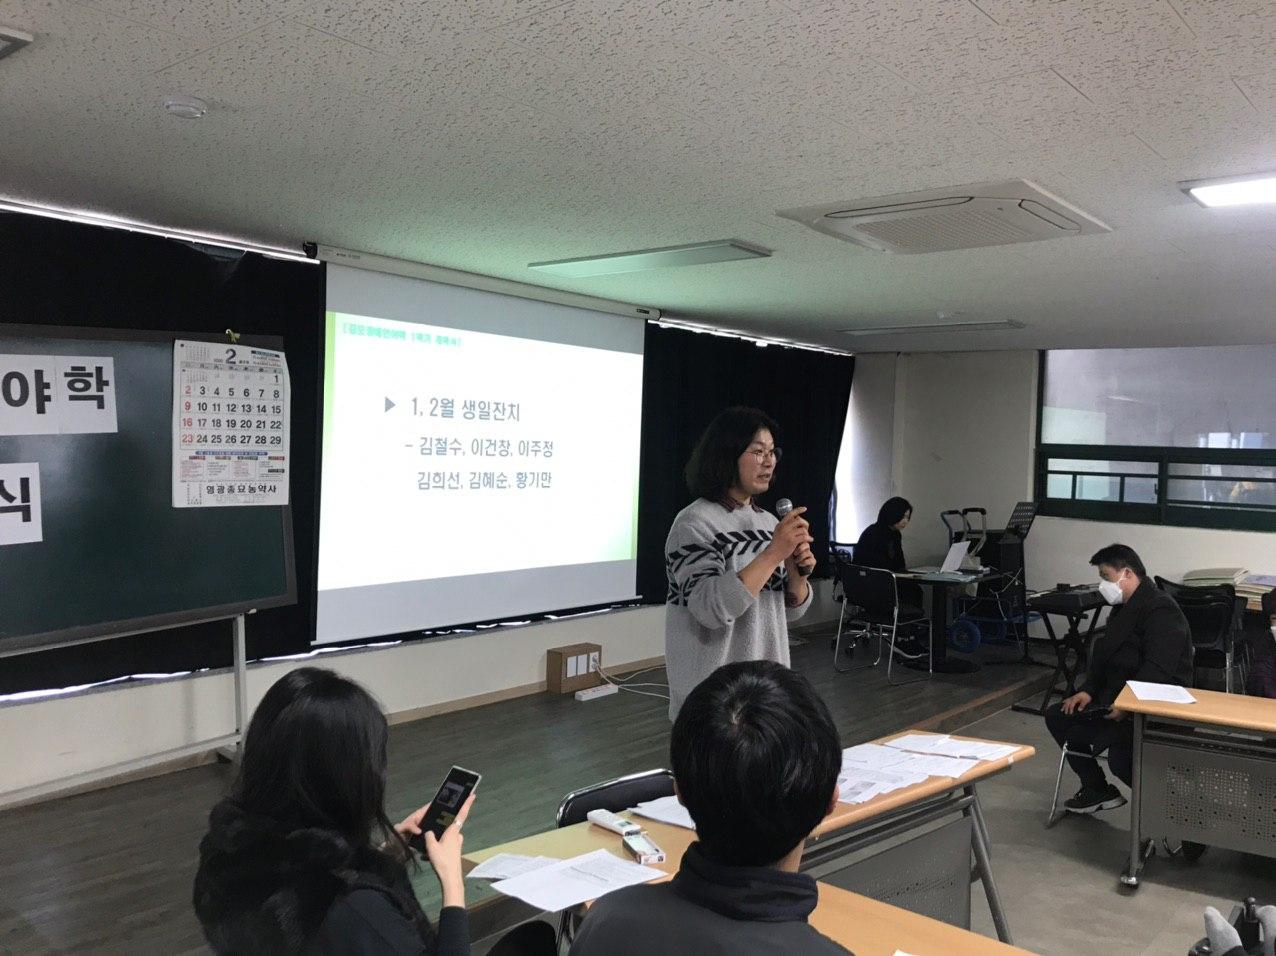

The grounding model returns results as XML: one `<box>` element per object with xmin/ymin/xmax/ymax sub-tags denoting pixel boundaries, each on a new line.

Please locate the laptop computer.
<box><xmin>910</xmin><ymin>541</ymin><xmax>971</xmax><ymax>574</ymax></box>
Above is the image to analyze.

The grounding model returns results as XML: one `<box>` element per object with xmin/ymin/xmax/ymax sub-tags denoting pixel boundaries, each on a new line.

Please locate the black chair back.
<box><xmin>1154</xmin><ymin>576</ymin><xmax>1237</xmax><ymax>657</ymax></box>
<box><xmin>829</xmin><ymin>541</ymin><xmax>857</xmax><ymax>566</ymax></box>
<box><xmin>556</xmin><ymin>769</ymin><xmax>675</xmax><ymax>827</ymax></box>
<box><xmin>1263</xmin><ymin>589</ymin><xmax>1276</xmax><ymax>619</ymax></box>
<box><xmin>838</xmin><ymin>563</ymin><xmax>899</xmax><ymax>624</ymax></box>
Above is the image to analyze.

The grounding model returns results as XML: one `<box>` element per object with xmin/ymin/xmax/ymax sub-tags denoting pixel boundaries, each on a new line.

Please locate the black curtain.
<box><xmin>1</xmin><ymin>213</ymin><xmax>855</xmax><ymax>693</ymax></box>
<box><xmin>636</xmin><ymin>325</ymin><xmax>854</xmax><ymax>602</ymax></box>
<box><xmin>0</xmin><ymin>211</ymin><xmax>323</xmax><ymax>694</ymax></box>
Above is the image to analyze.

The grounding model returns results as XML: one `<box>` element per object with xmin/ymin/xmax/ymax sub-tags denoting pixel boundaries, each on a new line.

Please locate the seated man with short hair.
<box><xmin>569</xmin><ymin>660</ymin><xmax>849</xmax><ymax>956</ymax></box>
<box><xmin>1046</xmin><ymin>543</ymin><xmax>1193</xmax><ymax>814</ymax></box>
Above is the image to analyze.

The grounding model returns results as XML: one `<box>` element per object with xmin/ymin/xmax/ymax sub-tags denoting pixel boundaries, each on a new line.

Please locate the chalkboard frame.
<box><xmin>0</xmin><ymin>324</ymin><xmax>297</xmax><ymax>657</ymax></box>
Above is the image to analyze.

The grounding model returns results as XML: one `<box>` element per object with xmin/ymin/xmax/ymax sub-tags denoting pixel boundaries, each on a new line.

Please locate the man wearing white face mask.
<box><xmin>1045</xmin><ymin>544</ymin><xmax>1192</xmax><ymax>814</ymax></box>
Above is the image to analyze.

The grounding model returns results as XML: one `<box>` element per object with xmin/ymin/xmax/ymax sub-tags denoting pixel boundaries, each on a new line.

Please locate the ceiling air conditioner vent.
<box><xmin>778</xmin><ymin>179</ymin><xmax>1109</xmax><ymax>254</ymax></box>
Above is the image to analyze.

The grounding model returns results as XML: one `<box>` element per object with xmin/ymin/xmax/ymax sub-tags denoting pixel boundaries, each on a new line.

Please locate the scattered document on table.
<box><xmin>838</xmin><ymin>765</ymin><xmax>929</xmax><ymax>804</ymax></box>
<box><xmin>898</xmin><ymin>753</ymin><xmax>981</xmax><ymax>778</ymax></box>
<box><xmin>1127</xmin><ymin>681</ymin><xmax>1197</xmax><ymax>704</ymax></box>
<box><xmin>834</xmin><ymin>740</ymin><xmax>985</xmax><ymax>803</ymax></box>
<box><xmin>887</xmin><ymin>733</ymin><xmax>1018</xmax><ymax>762</ymax></box>
<box><xmin>467</xmin><ymin>853</ymin><xmax>559</xmax><ymax>881</ymax></box>
<box><xmin>841</xmin><ymin>743</ymin><xmax>917</xmax><ymax>770</ymax></box>
<box><xmin>491</xmin><ymin>848</ymin><xmax>663</xmax><ymax>911</ymax></box>
<box><xmin>632</xmin><ymin>794</ymin><xmax>696</xmax><ymax>830</ymax></box>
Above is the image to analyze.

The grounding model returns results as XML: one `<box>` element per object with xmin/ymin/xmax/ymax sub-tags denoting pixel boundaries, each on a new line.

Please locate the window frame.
<box><xmin>1034</xmin><ymin>352</ymin><xmax>1276</xmax><ymax>533</ymax></box>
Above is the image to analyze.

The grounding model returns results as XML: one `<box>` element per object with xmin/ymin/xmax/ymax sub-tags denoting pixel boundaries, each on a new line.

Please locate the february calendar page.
<box><xmin>171</xmin><ymin>340</ymin><xmax>290</xmax><ymax>508</ymax></box>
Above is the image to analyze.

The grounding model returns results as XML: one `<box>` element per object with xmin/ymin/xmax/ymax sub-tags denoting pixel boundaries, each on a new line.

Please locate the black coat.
<box><xmin>569</xmin><ymin>842</ymin><xmax>850</xmax><ymax>956</ymax></box>
<box><xmin>1081</xmin><ymin>579</ymin><xmax>1194</xmax><ymax>708</ymax></box>
<box><xmin>193</xmin><ymin>800</ymin><xmax>468</xmax><ymax>956</ymax></box>
<box><xmin>855</xmin><ymin>522</ymin><xmax>906</xmax><ymax>573</ymax></box>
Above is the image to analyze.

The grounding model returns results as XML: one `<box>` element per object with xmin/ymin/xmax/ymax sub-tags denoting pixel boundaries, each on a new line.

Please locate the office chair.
<box><xmin>1045</xmin><ymin>745</ymin><xmax>1114</xmax><ymax>827</ymax></box>
<box><xmin>1155</xmin><ymin>577</ymin><xmax>1246</xmax><ymax>693</ymax></box>
<box><xmin>829</xmin><ymin>543</ymin><xmax>875</xmax><ymax>672</ymax></box>
<box><xmin>833</xmin><ymin>563</ymin><xmax>932</xmax><ymax>685</ymax></box>
<box><xmin>556</xmin><ymin>768</ymin><xmax>676</xmax><ymax>827</ymax></box>
<box><xmin>554</xmin><ymin>769</ymin><xmax>676</xmax><ymax>947</ymax></box>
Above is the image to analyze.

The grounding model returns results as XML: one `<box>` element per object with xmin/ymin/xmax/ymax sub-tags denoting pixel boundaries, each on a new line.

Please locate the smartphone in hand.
<box><xmin>407</xmin><ymin>765</ymin><xmax>481</xmax><ymax>855</ymax></box>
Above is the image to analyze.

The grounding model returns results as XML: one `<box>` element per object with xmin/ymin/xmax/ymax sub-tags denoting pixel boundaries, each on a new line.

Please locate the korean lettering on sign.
<box><xmin>0</xmin><ymin>462</ymin><xmax>42</xmax><ymax>545</ymax></box>
<box><xmin>0</xmin><ymin>356</ymin><xmax>118</xmax><ymax>435</ymax></box>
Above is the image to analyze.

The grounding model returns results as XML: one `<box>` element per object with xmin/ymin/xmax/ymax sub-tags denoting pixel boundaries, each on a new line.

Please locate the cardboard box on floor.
<box><xmin>547</xmin><ymin>643</ymin><xmax>602</xmax><ymax>694</ymax></box>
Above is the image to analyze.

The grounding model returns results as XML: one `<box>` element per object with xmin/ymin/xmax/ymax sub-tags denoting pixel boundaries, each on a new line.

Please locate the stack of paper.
<box><xmin>491</xmin><ymin>849</ymin><xmax>663</xmax><ymax>911</ymax></box>
<box><xmin>467</xmin><ymin>853</ymin><xmax>560</xmax><ymax>881</ymax></box>
<box><xmin>632</xmin><ymin>794</ymin><xmax>696</xmax><ymax>831</ymax></box>
<box><xmin>897</xmin><ymin>753</ymin><xmax>982</xmax><ymax>778</ymax></box>
<box><xmin>1238</xmin><ymin>573</ymin><xmax>1276</xmax><ymax>612</ymax></box>
<box><xmin>833</xmin><ymin>734</ymin><xmax>1019</xmax><ymax>805</ymax></box>
<box><xmin>841</xmin><ymin>742</ymin><xmax>919</xmax><ymax>770</ymax></box>
<box><xmin>886</xmin><ymin>733</ymin><xmax>1018</xmax><ymax>762</ymax></box>
<box><xmin>1183</xmin><ymin>567</ymin><xmax>1248</xmax><ymax>588</ymax></box>
<box><xmin>1126</xmin><ymin>681</ymin><xmax>1197</xmax><ymax>704</ymax></box>
<box><xmin>837</xmin><ymin>764</ymin><xmax>929</xmax><ymax>804</ymax></box>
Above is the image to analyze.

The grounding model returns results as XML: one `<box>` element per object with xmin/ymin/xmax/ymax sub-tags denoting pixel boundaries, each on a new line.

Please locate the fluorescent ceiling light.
<box><xmin>839</xmin><ymin>319</ymin><xmax>1025</xmax><ymax>336</ymax></box>
<box><xmin>0</xmin><ymin>195</ymin><xmax>315</xmax><ymax>263</ymax></box>
<box><xmin>529</xmin><ymin>239</ymin><xmax>770</xmax><ymax>278</ymax></box>
<box><xmin>1181</xmin><ymin>171</ymin><xmax>1276</xmax><ymax>208</ymax></box>
<box><xmin>653</xmin><ymin>317</ymin><xmax>852</xmax><ymax>356</ymax></box>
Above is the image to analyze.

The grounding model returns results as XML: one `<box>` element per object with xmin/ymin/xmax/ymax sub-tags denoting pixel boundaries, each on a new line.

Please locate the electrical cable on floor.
<box><xmin>593</xmin><ymin>662</ymin><xmax>670</xmax><ymax>701</ymax></box>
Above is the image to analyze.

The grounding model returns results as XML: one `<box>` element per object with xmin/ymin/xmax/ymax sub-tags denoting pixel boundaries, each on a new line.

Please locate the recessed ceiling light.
<box><xmin>529</xmin><ymin>239</ymin><xmax>770</xmax><ymax>278</ymax></box>
<box><xmin>163</xmin><ymin>94</ymin><xmax>209</xmax><ymax>120</ymax></box>
<box><xmin>0</xmin><ymin>25</ymin><xmax>33</xmax><ymax>60</ymax></box>
<box><xmin>1181</xmin><ymin>171</ymin><xmax>1276</xmax><ymax>208</ymax></box>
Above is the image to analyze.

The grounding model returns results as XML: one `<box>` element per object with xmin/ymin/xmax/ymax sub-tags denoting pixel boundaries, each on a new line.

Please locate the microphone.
<box><xmin>775</xmin><ymin>498</ymin><xmax>814</xmax><ymax>576</ymax></box>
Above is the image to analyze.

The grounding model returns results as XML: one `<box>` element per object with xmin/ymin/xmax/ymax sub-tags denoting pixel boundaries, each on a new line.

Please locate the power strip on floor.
<box><xmin>575</xmin><ymin>683</ymin><xmax>619</xmax><ymax>702</ymax></box>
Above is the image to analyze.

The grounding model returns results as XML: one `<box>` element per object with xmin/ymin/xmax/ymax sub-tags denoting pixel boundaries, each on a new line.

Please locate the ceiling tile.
<box><xmin>3</xmin><ymin>0</ymin><xmax>1276</xmax><ymax>350</ymax></box>
<box><xmin>79</xmin><ymin>0</ymin><xmax>278</xmax><ymax>45</ymax></box>
<box><xmin>796</xmin><ymin>0</ymin><xmax>1042</xmax><ymax>91</ymax></box>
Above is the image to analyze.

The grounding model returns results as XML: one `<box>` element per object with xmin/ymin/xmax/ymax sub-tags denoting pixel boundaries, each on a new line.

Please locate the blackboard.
<box><xmin>0</xmin><ymin>326</ymin><xmax>296</xmax><ymax>655</ymax></box>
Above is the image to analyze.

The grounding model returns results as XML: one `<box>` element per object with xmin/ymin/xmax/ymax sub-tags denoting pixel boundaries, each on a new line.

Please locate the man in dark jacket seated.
<box><xmin>1046</xmin><ymin>544</ymin><xmax>1193</xmax><ymax>815</ymax></box>
<box><xmin>569</xmin><ymin>660</ymin><xmax>850</xmax><ymax>956</ymax></box>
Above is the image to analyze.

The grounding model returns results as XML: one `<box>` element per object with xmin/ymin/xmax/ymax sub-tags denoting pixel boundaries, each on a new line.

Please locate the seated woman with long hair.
<box><xmin>855</xmin><ymin>496</ymin><xmax>924</xmax><ymax>613</ymax></box>
<box><xmin>193</xmin><ymin>667</ymin><xmax>553</xmax><ymax>955</ymax></box>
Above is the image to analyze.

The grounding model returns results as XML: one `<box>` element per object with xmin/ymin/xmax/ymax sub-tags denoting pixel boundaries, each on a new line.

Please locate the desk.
<box><xmin>899</xmin><ymin>569</ymin><xmax>993</xmax><ymax>673</ymax></box>
<box><xmin>811</xmin><ymin>882</ymin><xmax>1037</xmax><ymax>956</ymax></box>
<box><xmin>464</xmin><ymin>731</ymin><xmax>1034</xmax><ymax>944</ymax></box>
<box><xmin>465</xmin><ymin>841</ymin><xmax>1037</xmax><ymax>955</ymax></box>
<box><xmin>1116</xmin><ymin>685</ymin><xmax>1276</xmax><ymax>888</ymax></box>
<box><xmin>1011</xmin><ymin>588</ymin><xmax>1105</xmax><ymax>716</ymax></box>
<box><xmin>804</xmin><ymin>731</ymin><xmax>1033</xmax><ymax>944</ymax></box>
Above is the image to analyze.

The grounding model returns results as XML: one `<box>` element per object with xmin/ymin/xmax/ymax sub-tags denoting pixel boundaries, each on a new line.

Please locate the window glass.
<box><xmin>1042</xmin><ymin>347</ymin><xmax>1276</xmax><ymax>448</ymax></box>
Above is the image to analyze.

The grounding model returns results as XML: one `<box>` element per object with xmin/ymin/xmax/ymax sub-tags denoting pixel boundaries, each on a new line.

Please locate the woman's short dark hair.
<box><xmin>230</xmin><ymin>667</ymin><xmax>399</xmax><ymax>851</ymax></box>
<box><xmin>684</xmin><ymin>406</ymin><xmax>780</xmax><ymax>500</ymax></box>
<box><xmin>670</xmin><ymin>660</ymin><xmax>841</xmax><ymax>867</ymax></box>
<box><xmin>877</xmin><ymin>496</ymin><xmax>913</xmax><ymax>526</ymax></box>
<box><xmin>1089</xmin><ymin>543</ymin><xmax>1148</xmax><ymax>579</ymax></box>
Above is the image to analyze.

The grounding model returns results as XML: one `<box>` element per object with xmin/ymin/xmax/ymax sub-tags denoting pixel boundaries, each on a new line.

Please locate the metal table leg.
<box><xmin>1121</xmin><ymin>714</ymin><xmax>1145</xmax><ymax>888</ymax></box>
<box><xmin>967</xmin><ymin>785</ymin><xmax>1013</xmax><ymax>944</ymax></box>
<box><xmin>1012</xmin><ymin>611</ymin><xmax>1069</xmax><ymax>715</ymax></box>
<box><xmin>971</xmin><ymin>789</ymin><xmax>992</xmax><ymax>858</ymax></box>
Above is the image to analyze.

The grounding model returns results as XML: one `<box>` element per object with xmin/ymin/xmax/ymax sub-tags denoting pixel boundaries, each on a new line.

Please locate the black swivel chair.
<box><xmin>833</xmin><ymin>562</ymin><xmax>932</xmax><ymax>685</ymax></box>
<box><xmin>554</xmin><ymin>769</ymin><xmax>676</xmax><ymax>946</ymax></box>
<box><xmin>1155</xmin><ymin>577</ymin><xmax>1246</xmax><ymax>693</ymax></box>
<box><xmin>556</xmin><ymin>768</ymin><xmax>676</xmax><ymax>827</ymax></box>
